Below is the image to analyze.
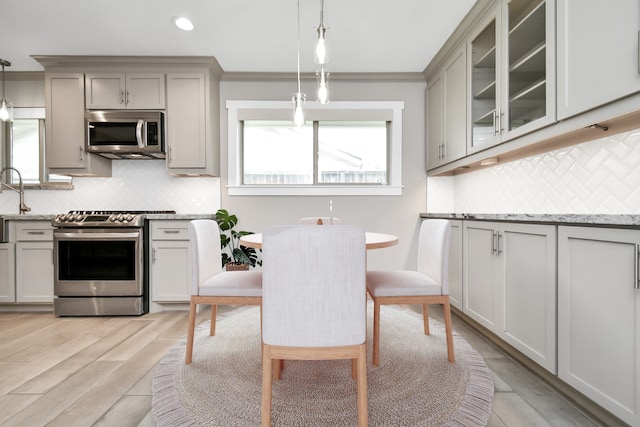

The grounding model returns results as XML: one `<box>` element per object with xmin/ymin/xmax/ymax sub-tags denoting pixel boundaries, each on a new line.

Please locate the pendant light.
<box><xmin>0</xmin><ymin>59</ymin><xmax>13</xmax><ymax>122</ymax></box>
<box><xmin>291</xmin><ymin>0</ymin><xmax>305</xmax><ymax>127</ymax></box>
<box><xmin>314</xmin><ymin>0</ymin><xmax>330</xmax><ymax>104</ymax></box>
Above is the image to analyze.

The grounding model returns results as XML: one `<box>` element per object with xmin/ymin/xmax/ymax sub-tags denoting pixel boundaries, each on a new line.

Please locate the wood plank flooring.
<box><xmin>0</xmin><ymin>305</ymin><xmax>614</xmax><ymax>426</ymax></box>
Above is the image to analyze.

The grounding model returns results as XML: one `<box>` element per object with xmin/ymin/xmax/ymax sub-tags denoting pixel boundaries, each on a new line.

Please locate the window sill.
<box><xmin>227</xmin><ymin>185</ymin><xmax>403</xmax><ymax>196</ymax></box>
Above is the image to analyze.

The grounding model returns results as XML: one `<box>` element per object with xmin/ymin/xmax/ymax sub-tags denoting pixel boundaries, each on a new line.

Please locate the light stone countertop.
<box><xmin>421</xmin><ymin>213</ymin><xmax>640</xmax><ymax>227</ymax></box>
<box><xmin>1</xmin><ymin>213</ymin><xmax>215</xmax><ymax>221</ymax></box>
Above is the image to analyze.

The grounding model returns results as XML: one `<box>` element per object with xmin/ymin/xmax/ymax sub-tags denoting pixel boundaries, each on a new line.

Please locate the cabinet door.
<box><xmin>501</xmin><ymin>223</ymin><xmax>556</xmax><ymax>373</ymax></box>
<box><xmin>426</xmin><ymin>73</ymin><xmax>444</xmax><ymax>170</ymax></box>
<box><xmin>557</xmin><ymin>0</ymin><xmax>640</xmax><ymax>120</ymax></box>
<box><xmin>85</xmin><ymin>73</ymin><xmax>126</xmax><ymax>109</ymax></box>
<box><xmin>504</xmin><ymin>0</ymin><xmax>556</xmax><ymax>138</ymax></box>
<box><xmin>558</xmin><ymin>226</ymin><xmax>640</xmax><ymax>426</ymax></box>
<box><xmin>16</xmin><ymin>242</ymin><xmax>54</xmax><ymax>303</ymax></box>
<box><xmin>45</xmin><ymin>73</ymin><xmax>111</xmax><ymax>175</ymax></box>
<box><xmin>444</xmin><ymin>47</ymin><xmax>467</xmax><ymax>163</ymax></box>
<box><xmin>463</xmin><ymin>221</ymin><xmax>500</xmax><ymax>330</ymax></box>
<box><xmin>46</xmin><ymin>73</ymin><xmax>86</xmax><ymax>168</ymax></box>
<box><xmin>0</xmin><ymin>243</ymin><xmax>15</xmax><ymax>302</ymax></box>
<box><xmin>448</xmin><ymin>220</ymin><xmax>463</xmax><ymax>310</ymax></box>
<box><xmin>151</xmin><ymin>240</ymin><xmax>191</xmax><ymax>302</ymax></box>
<box><xmin>166</xmin><ymin>73</ymin><xmax>208</xmax><ymax>169</ymax></box>
<box><xmin>125</xmin><ymin>73</ymin><xmax>166</xmax><ymax>109</ymax></box>
<box><xmin>469</xmin><ymin>9</ymin><xmax>501</xmax><ymax>152</ymax></box>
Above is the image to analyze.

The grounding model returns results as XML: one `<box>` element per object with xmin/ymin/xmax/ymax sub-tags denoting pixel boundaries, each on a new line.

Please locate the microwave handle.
<box><xmin>136</xmin><ymin>119</ymin><xmax>145</xmax><ymax>148</ymax></box>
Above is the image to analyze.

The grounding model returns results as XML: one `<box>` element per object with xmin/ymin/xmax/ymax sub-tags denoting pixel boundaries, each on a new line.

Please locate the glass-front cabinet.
<box><xmin>469</xmin><ymin>0</ymin><xmax>555</xmax><ymax>153</ymax></box>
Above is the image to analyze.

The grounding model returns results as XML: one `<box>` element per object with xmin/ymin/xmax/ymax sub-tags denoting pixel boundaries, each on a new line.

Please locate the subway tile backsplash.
<box><xmin>427</xmin><ymin>127</ymin><xmax>640</xmax><ymax>214</ymax></box>
<box><xmin>0</xmin><ymin>160</ymin><xmax>220</xmax><ymax>215</ymax></box>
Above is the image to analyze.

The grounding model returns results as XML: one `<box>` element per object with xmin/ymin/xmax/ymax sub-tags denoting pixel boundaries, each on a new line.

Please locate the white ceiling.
<box><xmin>0</xmin><ymin>0</ymin><xmax>476</xmax><ymax>73</ymax></box>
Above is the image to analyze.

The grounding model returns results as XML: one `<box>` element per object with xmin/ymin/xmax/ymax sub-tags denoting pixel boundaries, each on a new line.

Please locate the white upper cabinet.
<box><xmin>45</xmin><ymin>72</ymin><xmax>112</xmax><ymax>176</ymax></box>
<box><xmin>85</xmin><ymin>72</ymin><xmax>166</xmax><ymax>110</ymax></box>
<box><xmin>426</xmin><ymin>47</ymin><xmax>467</xmax><ymax>169</ymax></box>
<box><xmin>468</xmin><ymin>0</ymin><xmax>556</xmax><ymax>153</ymax></box>
<box><xmin>556</xmin><ymin>0</ymin><xmax>640</xmax><ymax>120</ymax></box>
<box><xmin>166</xmin><ymin>70</ymin><xmax>220</xmax><ymax>176</ymax></box>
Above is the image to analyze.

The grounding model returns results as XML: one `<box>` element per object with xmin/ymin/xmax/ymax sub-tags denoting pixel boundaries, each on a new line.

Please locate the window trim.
<box><xmin>226</xmin><ymin>100</ymin><xmax>404</xmax><ymax>196</ymax></box>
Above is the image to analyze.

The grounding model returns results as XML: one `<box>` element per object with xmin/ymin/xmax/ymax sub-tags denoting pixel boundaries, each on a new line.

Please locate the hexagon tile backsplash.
<box><xmin>0</xmin><ymin>160</ymin><xmax>221</xmax><ymax>215</ymax></box>
<box><xmin>427</xmin><ymin>127</ymin><xmax>640</xmax><ymax>215</ymax></box>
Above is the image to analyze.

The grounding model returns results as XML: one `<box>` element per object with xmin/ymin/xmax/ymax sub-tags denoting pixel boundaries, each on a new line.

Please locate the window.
<box><xmin>243</xmin><ymin>120</ymin><xmax>388</xmax><ymax>185</ymax></box>
<box><xmin>2</xmin><ymin>108</ymin><xmax>71</xmax><ymax>187</ymax></box>
<box><xmin>227</xmin><ymin>101</ymin><xmax>404</xmax><ymax>196</ymax></box>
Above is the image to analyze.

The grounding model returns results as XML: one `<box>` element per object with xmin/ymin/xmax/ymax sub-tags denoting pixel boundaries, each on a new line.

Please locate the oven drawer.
<box><xmin>15</xmin><ymin>221</ymin><xmax>54</xmax><ymax>241</ymax></box>
<box><xmin>150</xmin><ymin>220</ymin><xmax>190</xmax><ymax>240</ymax></box>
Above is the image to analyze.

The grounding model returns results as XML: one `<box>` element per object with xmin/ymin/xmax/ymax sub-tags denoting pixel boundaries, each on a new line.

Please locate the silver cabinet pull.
<box><xmin>120</xmin><ymin>89</ymin><xmax>125</xmax><ymax>104</ymax></box>
<box><xmin>27</xmin><ymin>231</ymin><xmax>45</xmax><ymax>235</ymax></box>
<box><xmin>163</xmin><ymin>230</ymin><xmax>180</xmax><ymax>234</ymax></box>
<box><xmin>497</xmin><ymin>232</ymin><xmax>503</xmax><ymax>255</ymax></box>
<box><xmin>152</xmin><ymin>248</ymin><xmax>157</xmax><ymax>264</ymax></box>
<box><xmin>491</xmin><ymin>231</ymin><xmax>497</xmax><ymax>255</ymax></box>
<box><xmin>635</xmin><ymin>244</ymin><xmax>639</xmax><ymax>290</ymax></box>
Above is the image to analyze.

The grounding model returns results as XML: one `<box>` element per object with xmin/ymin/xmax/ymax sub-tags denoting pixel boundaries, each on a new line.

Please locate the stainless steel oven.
<box><xmin>52</xmin><ymin>210</ymin><xmax>174</xmax><ymax>316</ymax></box>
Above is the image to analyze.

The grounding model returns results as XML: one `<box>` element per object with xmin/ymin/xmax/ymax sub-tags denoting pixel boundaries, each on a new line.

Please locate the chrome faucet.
<box><xmin>0</xmin><ymin>167</ymin><xmax>31</xmax><ymax>214</ymax></box>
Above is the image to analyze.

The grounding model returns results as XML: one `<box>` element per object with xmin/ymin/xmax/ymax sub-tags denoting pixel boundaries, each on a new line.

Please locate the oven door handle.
<box><xmin>54</xmin><ymin>231</ymin><xmax>141</xmax><ymax>240</ymax></box>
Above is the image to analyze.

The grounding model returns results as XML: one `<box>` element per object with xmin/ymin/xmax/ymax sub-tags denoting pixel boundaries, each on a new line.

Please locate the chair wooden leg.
<box><xmin>422</xmin><ymin>303</ymin><xmax>430</xmax><ymax>335</ymax></box>
<box><xmin>356</xmin><ymin>343</ymin><xmax>368</xmax><ymax>427</ymax></box>
<box><xmin>185</xmin><ymin>300</ymin><xmax>197</xmax><ymax>364</ymax></box>
<box><xmin>261</xmin><ymin>345</ymin><xmax>273</xmax><ymax>427</ymax></box>
<box><xmin>442</xmin><ymin>300</ymin><xmax>455</xmax><ymax>363</ymax></box>
<box><xmin>372</xmin><ymin>299</ymin><xmax>381</xmax><ymax>366</ymax></box>
<box><xmin>274</xmin><ymin>359</ymin><xmax>283</xmax><ymax>380</ymax></box>
<box><xmin>210</xmin><ymin>304</ymin><xmax>217</xmax><ymax>336</ymax></box>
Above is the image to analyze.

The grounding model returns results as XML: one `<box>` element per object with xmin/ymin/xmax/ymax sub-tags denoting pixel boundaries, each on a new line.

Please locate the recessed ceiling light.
<box><xmin>172</xmin><ymin>16</ymin><xmax>194</xmax><ymax>31</ymax></box>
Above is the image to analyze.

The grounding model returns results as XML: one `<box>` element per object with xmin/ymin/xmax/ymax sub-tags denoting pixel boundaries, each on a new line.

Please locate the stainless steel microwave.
<box><xmin>85</xmin><ymin>111</ymin><xmax>165</xmax><ymax>159</ymax></box>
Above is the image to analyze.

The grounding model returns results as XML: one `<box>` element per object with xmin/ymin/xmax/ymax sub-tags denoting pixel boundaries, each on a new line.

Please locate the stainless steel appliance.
<box><xmin>52</xmin><ymin>210</ymin><xmax>175</xmax><ymax>316</ymax></box>
<box><xmin>85</xmin><ymin>111</ymin><xmax>165</xmax><ymax>159</ymax></box>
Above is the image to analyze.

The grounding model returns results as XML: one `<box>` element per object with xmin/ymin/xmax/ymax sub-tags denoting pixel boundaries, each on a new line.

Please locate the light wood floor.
<box><xmin>0</xmin><ymin>305</ymin><xmax>613</xmax><ymax>426</ymax></box>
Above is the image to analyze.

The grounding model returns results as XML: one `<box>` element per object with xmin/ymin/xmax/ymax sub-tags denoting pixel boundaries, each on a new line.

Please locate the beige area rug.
<box><xmin>152</xmin><ymin>305</ymin><xmax>494</xmax><ymax>426</ymax></box>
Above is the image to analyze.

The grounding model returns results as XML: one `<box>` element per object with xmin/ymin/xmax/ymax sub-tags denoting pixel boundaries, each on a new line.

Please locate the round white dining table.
<box><xmin>240</xmin><ymin>231</ymin><xmax>398</xmax><ymax>250</ymax></box>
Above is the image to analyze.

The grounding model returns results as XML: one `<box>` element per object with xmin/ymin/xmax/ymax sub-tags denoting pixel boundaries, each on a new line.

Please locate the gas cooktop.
<box><xmin>52</xmin><ymin>210</ymin><xmax>177</xmax><ymax>227</ymax></box>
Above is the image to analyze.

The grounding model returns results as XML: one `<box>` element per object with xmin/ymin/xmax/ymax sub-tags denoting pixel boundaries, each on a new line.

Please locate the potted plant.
<box><xmin>215</xmin><ymin>208</ymin><xmax>261</xmax><ymax>270</ymax></box>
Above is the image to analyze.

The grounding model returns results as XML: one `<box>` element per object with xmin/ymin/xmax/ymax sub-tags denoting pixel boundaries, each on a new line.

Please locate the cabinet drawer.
<box><xmin>14</xmin><ymin>222</ymin><xmax>54</xmax><ymax>241</ymax></box>
<box><xmin>150</xmin><ymin>220</ymin><xmax>190</xmax><ymax>240</ymax></box>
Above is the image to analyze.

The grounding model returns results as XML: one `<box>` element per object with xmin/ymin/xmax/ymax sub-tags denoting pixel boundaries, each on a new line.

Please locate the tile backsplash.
<box><xmin>0</xmin><ymin>160</ymin><xmax>220</xmax><ymax>214</ymax></box>
<box><xmin>427</xmin><ymin>127</ymin><xmax>640</xmax><ymax>214</ymax></box>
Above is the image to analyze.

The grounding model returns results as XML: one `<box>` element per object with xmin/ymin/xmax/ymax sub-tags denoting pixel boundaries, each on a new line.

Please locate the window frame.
<box><xmin>226</xmin><ymin>100</ymin><xmax>404</xmax><ymax>196</ymax></box>
<box><xmin>4</xmin><ymin>107</ymin><xmax>73</xmax><ymax>189</ymax></box>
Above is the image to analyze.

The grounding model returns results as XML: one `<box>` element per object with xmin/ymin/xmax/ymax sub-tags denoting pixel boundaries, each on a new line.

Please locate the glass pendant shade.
<box><xmin>317</xmin><ymin>67</ymin><xmax>329</xmax><ymax>104</ymax></box>
<box><xmin>314</xmin><ymin>25</ymin><xmax>329</xmax><ymax>64</ymax></box>
<box><xmin>0</xmin><ymin>59</ymin><xmax>12</xmax><ymax>122</ymax></box>
<box><xmin>0</xmin><ymin>99</ymin><xmax>12</xmax><ymax>122</ymax></box>
<box><xmin>292</xmin><ymin>92</ymin><xmax>306</xmax><ymax>127</ymax></box>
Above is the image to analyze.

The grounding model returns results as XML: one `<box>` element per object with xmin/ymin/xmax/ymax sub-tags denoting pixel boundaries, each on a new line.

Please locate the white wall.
<box><xmin>427</xmin><ymin>127</ymin><xmax>640</xmax><ymax>214</ymax></box>
<box><xmin>219</xmin><ymin>76</ymin><xmax>428</xmax><ymax>270</ymax></box>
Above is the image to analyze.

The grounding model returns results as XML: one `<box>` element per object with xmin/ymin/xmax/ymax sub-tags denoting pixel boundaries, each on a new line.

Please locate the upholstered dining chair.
<box><xmin>185</xmin><ymin>219</ymin><xmax>262</xmax><ymax>365</ymax></box>
<box><xmin>366</xmin><ymin>219</ymin><xmax>454</xmax><ymax>366</ymax></box>
<box><xmin>260</xmin><ymin>225</ymin><xmax>368</xmax><ymax>427</ymax></box>
<box><xmin>299</xmin><ymin>216</ymin><xmax>342</xmax><ymax>225</ymax></box>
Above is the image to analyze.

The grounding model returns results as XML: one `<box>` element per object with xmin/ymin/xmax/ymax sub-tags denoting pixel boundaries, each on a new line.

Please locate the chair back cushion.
<box><xmin>262</xmin><ymin>225</ymin><xmax>366</xmax><ymax>347</ymax></box>
<box><xmin>417</xmin><ymin>219</ymin><xmax>451</xmax><ymax>295</ymax></box>
<box><xmin>188</xmin><ymin>220</ymin><xmax>223</xmax><ymax>296</ymax></box>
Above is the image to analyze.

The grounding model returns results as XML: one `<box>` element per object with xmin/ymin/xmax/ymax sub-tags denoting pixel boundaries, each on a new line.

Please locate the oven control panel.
<box><xmin>52</xmin><ymin>210</ymin><xmax>175</xmax><ymax>228</ymax></box>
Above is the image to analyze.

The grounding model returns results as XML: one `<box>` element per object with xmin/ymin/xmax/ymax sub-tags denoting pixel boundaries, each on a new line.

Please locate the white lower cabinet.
<box><xmin>463</xmin><ymin>221</ymin><xmax>557</xmax><ymax>373</ymax></box>
<box><xmin>0</xmin><ymin>243</ymin><xmax>15</xmax><ymax>302</ymax></box>
<box><xmin>558</xmin><ymin>226</ymin><xmax>640</xmax><ymax>426</ymax></box>
<box><xmin>448</xmin><ymin>220</ymin><xmax>463</xmax><ymax>310</ymax></box>
<box><xmin>14</xmin><ymin>222</ymin><xmax>54</xmax><ymax>303</ymax></box>
<box><xmin>150</xmin><ymin>220</ymin><xmax>192</xmax><ymax>303</ymax></box>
